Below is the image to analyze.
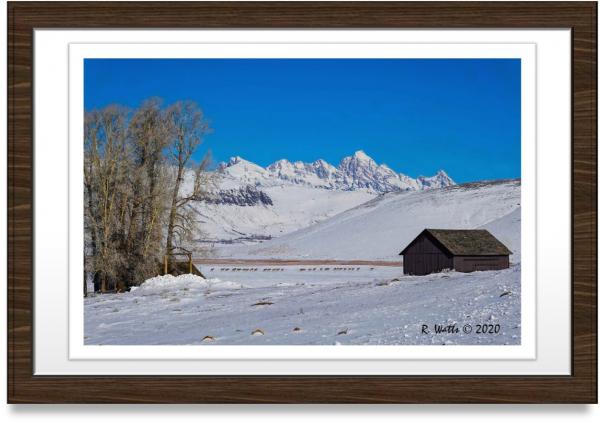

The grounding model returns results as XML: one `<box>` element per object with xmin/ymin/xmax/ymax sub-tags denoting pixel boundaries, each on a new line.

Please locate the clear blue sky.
<box><xmin>84</xmin><ymin>58</ymin><xmax>521</xmax><ymax>183</ymax></box>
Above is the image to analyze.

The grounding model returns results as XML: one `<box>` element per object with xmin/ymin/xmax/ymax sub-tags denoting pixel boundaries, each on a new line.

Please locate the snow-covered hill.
<box><xmin>218</xmin><ymin>179</ymin><xmax>521</xmax><ymax>261</ymax></box>
<box><xmin>480</xmin><ymin>207</ymin><xmax>521</xmax><ymax>263</ymax></box>
<box><xmin>190</xmin><ymin>185</ymin><xmax>374</xmax><ymax>243</ymax></box>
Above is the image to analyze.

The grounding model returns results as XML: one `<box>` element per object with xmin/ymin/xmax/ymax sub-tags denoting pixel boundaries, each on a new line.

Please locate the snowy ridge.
<box><xmin>204</xmin><ymin>185</ymin><xmax>274</xmax><ymax>207</ymax></box>
<box><xmin>219</xmin><ymin>150</ymin><xmax>455</xmax><ymax>194</ymax></box>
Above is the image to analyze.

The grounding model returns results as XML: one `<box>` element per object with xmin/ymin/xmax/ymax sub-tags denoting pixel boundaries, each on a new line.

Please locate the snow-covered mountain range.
<box><xmin>183</xmin><ymin>150</ymin><xmax>456</xmax><ymax>245</ymax></box>
<box><xmin>217</xmin><ymin>150</ymin><xmax>455</xmax><ymax>194</ymax></box>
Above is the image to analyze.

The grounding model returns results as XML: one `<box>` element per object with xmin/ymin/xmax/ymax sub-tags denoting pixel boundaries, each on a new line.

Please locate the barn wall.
<box><xmin>453</xmin><ymin>255</ymin><xmax>509</xmax><ymax>272</ymax></box>
<box><xmin>403</xmin><ymin>234</ymin><xmax>453</xmax><ymax>275</ymax></box>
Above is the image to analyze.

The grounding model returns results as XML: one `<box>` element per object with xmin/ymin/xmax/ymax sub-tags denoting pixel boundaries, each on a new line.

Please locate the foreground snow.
<box><xmin>85</xmin><ymin>266</ymin><xmax>521</xmax><ymax>345</ymax></box>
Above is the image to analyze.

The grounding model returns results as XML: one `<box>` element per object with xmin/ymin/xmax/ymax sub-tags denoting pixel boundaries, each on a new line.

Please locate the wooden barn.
<box><xmin>399</xmin><ymin>229</ymin><xmax>512</xmax><ymax>275</ymax></box>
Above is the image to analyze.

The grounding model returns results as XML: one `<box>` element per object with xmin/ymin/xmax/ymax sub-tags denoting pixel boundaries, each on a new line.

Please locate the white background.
<box><xmin>1</xmin><ymin>0</ymin><xmax>598</xmax><ymax>420</ymax></box>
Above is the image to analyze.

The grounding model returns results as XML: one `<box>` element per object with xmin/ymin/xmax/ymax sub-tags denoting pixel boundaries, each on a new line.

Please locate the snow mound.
<box><xmin>133</xmin><ymin>274</ymin><xmax>244</xmax><ymax>297</ymax></box>
<box><xmin>135</xmin><ymin>274</ymin><xmax>207</xmax><ymax>295</ymax></box>
<box><xmin>205</xmin><ymin>278</ymin><xmax>244</xmax><ymax>290</ymax></box>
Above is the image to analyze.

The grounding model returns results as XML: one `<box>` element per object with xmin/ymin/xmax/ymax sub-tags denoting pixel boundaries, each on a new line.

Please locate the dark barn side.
<box><xmin>401</xmin><ymin>231</ymin><xmax>453</xmax><ymax>275</ymax></box>
<box><xmin>400</xmin><ymin>229</ymin><xmax>512</xmax><ymax>276</ymax></box>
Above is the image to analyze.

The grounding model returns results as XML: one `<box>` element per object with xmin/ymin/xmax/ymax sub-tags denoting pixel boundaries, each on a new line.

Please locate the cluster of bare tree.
<box><xmin>84</xmin><ymin>98</ymin><xmax>213</xmax><ymax>294</ymax></box>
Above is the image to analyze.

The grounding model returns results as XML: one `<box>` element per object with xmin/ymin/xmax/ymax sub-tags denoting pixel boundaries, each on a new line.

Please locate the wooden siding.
<box><xmin>402</xmin><ymin>232</ymin><xmax>453</xmax><ymax>275</ymax></box>
<box><xmin>453</xmin><ymin>255</ymin><xmax>509</xmax><ymax>273</ymax></box>
<box><xmin>402</xmin><ymin>232</ymin><xmax>510</xmax><ymax>275</ymax></box>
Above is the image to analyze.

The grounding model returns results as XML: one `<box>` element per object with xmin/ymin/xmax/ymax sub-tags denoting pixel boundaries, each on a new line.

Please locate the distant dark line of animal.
<box><xmin>194</xmin><ymin>259</ymin><xmax>403</xmax><ymax>267</ymax></box>
<box><xmin>206</xmin><ymin>266</ymin><xmax>365</xmax><ymax>273</ymax></box>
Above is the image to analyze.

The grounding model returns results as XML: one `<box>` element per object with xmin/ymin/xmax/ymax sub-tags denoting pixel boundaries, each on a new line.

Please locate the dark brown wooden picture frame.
<box><xmin>7</xmin><ymin>1</ymin><xmax>597</xmax><ymax>403</ymax></box>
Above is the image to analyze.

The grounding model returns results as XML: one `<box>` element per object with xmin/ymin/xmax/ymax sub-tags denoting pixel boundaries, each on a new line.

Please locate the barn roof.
<box><xmin>400</xmin><ymin>229</ymin><xmax>512</xmax><ymax>256</ymax></box>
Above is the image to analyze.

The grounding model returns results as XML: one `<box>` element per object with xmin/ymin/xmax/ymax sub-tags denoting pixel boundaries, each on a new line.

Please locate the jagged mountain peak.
<box><xmin>417</xmin><ymin>169</ymin><xmax>455</xmax><ymax>189</ymax></box>
<box><xmin>434</xmin><ymin>169</ymin><xmax>450</xmax><ymax>178</ymax></box>
<box><xmin>312</xmin><ymin>158</ymin><xmax>334</xmax><ymax>167</ymax></box>
<box><xmin>227</xmin><ymin>156</ymin><xmax>245</xmax><ymax>166</ymax></box>
<box><xmin>266</xmin><ymin>158</ymin><xmax>291</xmax><ymax>170</ymax></box>
<box><xmin>339</xmin><ymin>150</ymin><xmax>376</xmax><ymax>167</ymax></box>
<box><xmin>220</xmin><ymin>151</ymin><xmax>454</xmax><ymax>194</ymax></box>
<box><xmin>352</xmin><ymin>150</ymin><xmax>373</xmax><ymax>161</ymax></box>
<box><xmin>417</xmin><ymin>169</ymin><xmax>451</xmax><ymax>179</ymax></box>
<box><xmin>218</xmin><ymin>156</ymin><xmax>250</xmax><ymax>171</ymax></box>
<box><xmin>310</xmin><ymin>159</ymin><xmax>337</xmax><ymax>176</ymax></box>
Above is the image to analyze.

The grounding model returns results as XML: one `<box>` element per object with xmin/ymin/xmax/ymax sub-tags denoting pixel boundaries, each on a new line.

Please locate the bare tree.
<box><xmin>84</xmin><ymin>105</ymin><xmax>130</xmax><ymax>292</ymax></box>
<box><xmin>124</xmin><ymin>98</ymin><xmax>171</xmax><ymax>285</ymax></box>
<box><xmin>84</xmin><ymin>110</ymin><xmax>101</xmax><ymax>295</ymax></box>
<box><xmin>83</xmin><ymin>98</ymin><xmax>215</xmax><ymax>293</ymax></box>
<box><xmin>164</xmin><ymin>101</ymin><xmax>212</xmax><ymax>268</ymax></box>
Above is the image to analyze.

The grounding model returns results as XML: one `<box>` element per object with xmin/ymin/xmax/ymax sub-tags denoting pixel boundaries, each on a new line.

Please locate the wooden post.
<box><xmin>164</xmin><ymin>255</ymin><xmax>168</xmax><ymax>275</ymax></box>
<box><xmin>188</xmin><ymin>253</ymin><xmax>192</xmax><ymax>274</ymax></box>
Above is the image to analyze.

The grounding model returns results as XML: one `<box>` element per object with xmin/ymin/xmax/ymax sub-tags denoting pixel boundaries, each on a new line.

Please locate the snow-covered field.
<box><xmin>199</xmin><ymin>264</ymin><xmax>402</xmax><ymax>287</ymax></box>
<box><xmin>85</xmin><ymin>265</ymin><xmax>520</xmax><ymax>345</ymax></box>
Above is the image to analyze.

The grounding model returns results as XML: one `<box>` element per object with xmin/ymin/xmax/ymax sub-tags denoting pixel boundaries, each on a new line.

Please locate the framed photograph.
<box><xmin>7</xmin><ymin>1</ymin><xmax>597</xmax><ymax>403</ymax></box>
